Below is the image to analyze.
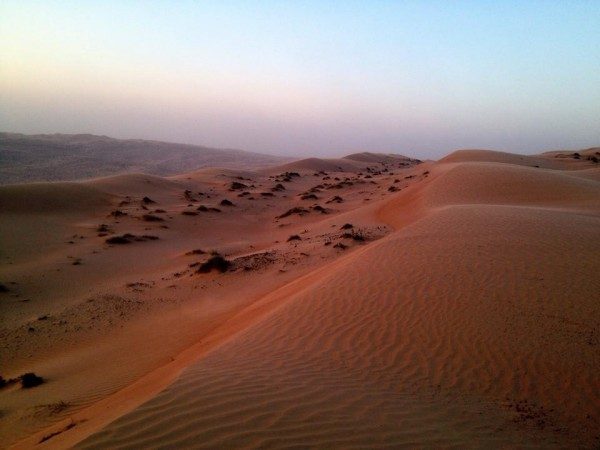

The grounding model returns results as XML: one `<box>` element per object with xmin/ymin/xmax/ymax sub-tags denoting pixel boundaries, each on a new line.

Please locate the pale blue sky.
<box><xmin>1</xmin><ymin>1</ymin><xmax>599</xmax><ymax>158</ymax></box>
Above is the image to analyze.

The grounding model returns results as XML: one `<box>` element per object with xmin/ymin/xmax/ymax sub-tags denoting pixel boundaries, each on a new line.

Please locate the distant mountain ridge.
<box><xmin>0</xmin><ymin>132</ymin><xmax>290</xmax><ymax>185</ymax></box>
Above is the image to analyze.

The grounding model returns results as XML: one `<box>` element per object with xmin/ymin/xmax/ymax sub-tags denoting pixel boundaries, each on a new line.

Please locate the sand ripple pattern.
<box><xmin>80</xmin><ymin>197</ymin><xmax>600</xmax><ymax>448</ymax></box>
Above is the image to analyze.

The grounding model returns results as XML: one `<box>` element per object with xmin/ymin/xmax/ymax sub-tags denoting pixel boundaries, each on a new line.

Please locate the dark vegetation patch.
<box><xmin>301</xmin><ymin>194</ymin><xmax>318</xmax><ymax>200</ymax></box>
<box><xmin>185</xmin><ymin>249</ymin><xmax>205</xmax><ymax>255</ymax></box>
<box><xmin>181</xmin><ymin>211</ymin><xmax>198</xmax><ymax>216</ymax></box>
<box><xmin>106</xmin><ymin>234</ymin><xmax>158</xmax><ymax>244</ymax></box>
<box><xmin>197</xmin><ymin>254</ymin><xmax>231</xmax><ymax>273</ymax></box>
<box><xmin>388</xmin><ymin>186</ymin><xmax>400</xmax><ymax>192</ymax></box>
<box><xmin>229</xmin><ymin>181</ymin><xmax>248</xmax><ymax>190</ymax></box>
<box><xmin>109</xmin><ymin>210</ymin><xmax>127</xmax><ymax>217</ymax></box>
<box><xmin>277</xmin><ymin>207</ymin><xmax>309</xmax><ymax>218</ymax></box>
<box><xmin>260</xmin><ymin>192</ymin><xmax>274</xmax><ymax>197</ymax></box>
<box><xmin>142</xmin><ymin>214</ymin><xmax>164</xmax><ymax>222</ymax></box>
<box><xmin>312</xmin><ymin>205</ymin><xmax>328</xmax><ymax>214</ymax></box>
<box><xmin>287</xmin><ymin>235</ymin><xmax>302</xmax><ymax>242</ymax></box>
<box><xmin>342</xmin><ymin>230</ymin><xmax>366</xmax><ymax>241</ymax></box>
<box><xmin>333</xmin><ymin>242</ymin><xmax>347</xmax><ymax>250</ymax></box>
<box><xmin>326</xmin><ymin>196</ymin><xmax>343</xmax><ymax>204</ymax></box>
<box><xmin>197</xmin><ymin>205</ymin><xmax>221</xmax><ymax>212</ymax></box>
<box><xmin>231</xmin><ymin>251</ymin><xmax>277</xmax><ymax>271</ymax></box>
<box><xmin>21</xmin><ymin>372</ymin><xmax>44</xmax><ymax>388</ymax></box>
<box><xmin>220</xmin><ymin>199</ymin><xmax>235</xmax><ymax>206</ymax></box>
<box><xmin>340</xmin><ymin>223</ymin><xmax>353</xmax><ymax>230</ymax></box>
<box><xmin>142</xmin><ymin>196</ymin><xmax>156</xmax><ymax>204</ymax></box>
<box><xmin>0</xmin><ymin>283</ymin><xmax>10</xmax><ymax>293</ymax></box>
<box><xmin>271</xmin><ymin>183</ymin><xmax>286</xmax><ymax>192</ymax></box>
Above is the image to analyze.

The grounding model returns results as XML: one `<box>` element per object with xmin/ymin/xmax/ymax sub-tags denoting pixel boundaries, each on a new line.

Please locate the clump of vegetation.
<box><xmin>278</xmin><ymin>207</ymin><xmax>309</xmax><ymax>218</ymax></box>
<box><xmin>110</xmin><ymin>210</ymin><xmax>127</xmax><ymax>217</ymax></box>
<box><xmin>341</xmin><ymin>230</ymin><xmax>366</xmax><ymax>241</ymax></box>
<box><xmin>326</xmin><ymin>196</ymin><xmax>343</xmax><ymax>204</ymax></box>
<box><xmin>260</xmin><ymin>192</ymin><xmax>275</xmax><ymax>197</ymax></box>
<box><xmin>312</xmin><ymin>205</ymin><xmax>328</xmax><ymax>214</ymax></box>
<box><xmin>105</xmin><ymin>234</ymin><xmax>158</xmax><ymax>244</ymax></box>
<box><xmin>197</xmin><ymin>205</ymin><xmax>222</xmax><ymax>212</ymax></box>
<box><xmin>220</xmin><ymin>199</ymin><xmax>235</xmax><ymax>206</ymax></box>
<box><xmin>21</xmin><ymin>372</ymin><xmax>44</xmax><ymax>388</ymax></box>
<box><xmin>142</xmin><ymin>214</ymin><xmax>164</xmax><ymax>222</ymax></box>
<box><xmin>186</xmin><ymin>249</ymin><xmax>205</xmax><ymax>255</ymax></box>
<box><xmin>287</xmin><ymin>235</ymin><xmax>302</xmax><ymax>242</ymax></box>
<box><xmin>301</xmin><ymin>193</ymin><xmax>318</xmax><ymax>200</ymax></box>
<box><xmin>181</xmin><ymin>211</ymin><xmax>198</xmax><ymax>216</ymax></box>
<box><xmin>388</xmin><ymin>186</ymin><xmax>400</xmax><ymax>192</ymax></box>
<box><xmin>197</xmin><ymin>254</ymin><xmax>231</xmax><ymax>273</ymax></box>
<box><xmin>333</xmin><ymin>242</ymin><xmax>347</xmax><ymax>250</ymax></box>
<box><xmin>106</xmin><ymin>234</ymin><xmax>134</xmax><ymax>244</ymax></box>
<box><xmin>340</xmin><ymin>223</ymin><xmax>353</xmax><ymax>230</ymax></box>
<box><xmin>142</xmin><ymin>196</ymin><xmax>156</xmax><ymax>204</ymax></box>
<box><xmin>271</xmin><ymin>183</ymin><xmax>286</xmax><ymax>192</ymax></box>
<box><xmin>229</xmin><ymin>182</ymin><xmax>248</xmax><ymax>190</ymax></box>
<box><xmin>97</xmin><ymin>224</ymin><xmax>111</xmax><ymax>233</ymax></box>
<box><xmin>0</xmin><ymin>283</ymin><xmax>9</xmax><ymax>293</ymax></box>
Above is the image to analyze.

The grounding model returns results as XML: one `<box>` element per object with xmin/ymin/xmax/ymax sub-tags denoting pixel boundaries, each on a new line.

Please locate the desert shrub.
<box><xmin>340</xmin><ymin>223</ymin><xmax>353</xmax><ymax>230</ymax></box>
<box><xmin>142</xmin><ymin>196</ymin><xmax>156</xmax><ymax>204</ymax></box>
<box><xmin>220</xmin><ymin>199</ymin><xmax>234</xmax><ymax>206</ymax></box>
<box><xmin>301</xmin><ymin>194</ymin><xmax>318</xmax><ymax>200</ymax></box>
<box><xmin>181</xmin><ymin>211</ymin><xmax>198</xmax><ymax>216</ymax></box>
<box><xmin>229</xmin><ymin>182</ymin><xmax>248</xmax><ymax>190</ymax></box>
<box><xmin>97</xmin><ymin>224</ymin><xmax>110</xmax><ymax>232</ymax></box>
<box><xmin>198</xmin><ymin>255</ymin><xmax>231</xmax><ymax>273</ymax></box>
<box><xmin>142</xmin><ymin>214</ymin><xmax>164</xmax><ymax>222</ymax></box>
<box><xmin>106</xmin><ymin>234</ymin><xmax>134</xmax><ymax>244</ymax></box>
<box><xmin>327</xmin><ymin>196</ymin><xmax>343</xmax><ymax>204</ymax></box>
<box><xmin>278</xmin><ymin>207</ymin><xmax>309</xmax><ymax>218</ymax></box>
<box><xmin>287</xmin><ymin>235</ymin><xmax>301</xmax><ymax>241</ymax></box>
<box><xmin>0</xmin><ymin>283</ymin><xmax>9</xmax><ymax>293</ymax></box>
<box><xmin>21</xmin><ymin>372</ymin><xmax>44</xmax><ymax>388</ymax></box>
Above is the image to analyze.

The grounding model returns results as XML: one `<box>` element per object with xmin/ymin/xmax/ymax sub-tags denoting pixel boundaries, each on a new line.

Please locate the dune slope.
<box><xmin>75</xmin><ymin>153</ymin><xmax>600</xmax><ymax>449</ymax></box>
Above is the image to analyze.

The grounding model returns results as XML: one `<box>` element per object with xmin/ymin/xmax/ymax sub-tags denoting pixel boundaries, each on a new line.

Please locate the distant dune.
<box><xmin>0</xmin><ymin>133</ymin><xmax>290</xmax><ymax>185</ymax></box>
<box><xmin>2</xmin><ymin>144</ymin><xmax>599</xmax><ymax>449</ymax></box>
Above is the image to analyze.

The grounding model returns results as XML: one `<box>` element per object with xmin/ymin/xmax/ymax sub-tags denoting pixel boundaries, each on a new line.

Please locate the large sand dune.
<box><xmin>1</xmin><ymin>147</ymin><xmax>599</xmax><ymax>448</ymax></box>
<box><xmin>0</xmin><ymin>133</ymin><xmax>290</xmax><ymax>185</ymax></box>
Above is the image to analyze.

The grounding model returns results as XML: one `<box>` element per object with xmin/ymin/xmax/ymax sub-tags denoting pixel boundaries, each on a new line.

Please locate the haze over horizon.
<box><xmin>1</xmin><ymin>1</ymin><xmax>599</xmax><ymax>159</ymax></box>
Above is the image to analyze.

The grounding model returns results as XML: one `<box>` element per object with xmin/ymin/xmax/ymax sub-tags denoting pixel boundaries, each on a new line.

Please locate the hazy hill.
<box><xmin>0</xmin><ymin>132</ymin><xmax>290</xmax><ymax>185</ymax></box>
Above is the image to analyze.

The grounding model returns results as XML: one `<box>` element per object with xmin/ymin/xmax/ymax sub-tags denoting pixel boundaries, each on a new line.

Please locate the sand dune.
<box><xmin>0</xmin><ymin>133</ymin><xmax>289</xmax><ymax>185</ymax></box>
<box><xmin>272</xmin><ymin>153</ymin><xmax>412</xmax><ymax>173</ymax></box>
<box><xmin>2</xmin><ymin>147</ymin><xmax>599</xmax><ymax>448</ymax></box>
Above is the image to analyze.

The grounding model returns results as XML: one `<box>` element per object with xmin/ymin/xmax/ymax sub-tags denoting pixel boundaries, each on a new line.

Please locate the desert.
<box><xmin>1</xmin><ymin>140</ymin><xmax>599</xmax><ymax>448</ymax></box>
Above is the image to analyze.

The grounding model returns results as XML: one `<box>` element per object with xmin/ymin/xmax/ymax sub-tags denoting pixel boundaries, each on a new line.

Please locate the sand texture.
<box><xmin>1</xmin><ymin>148</ymin><xmax>599</xmax><ymax>449</ymax></box>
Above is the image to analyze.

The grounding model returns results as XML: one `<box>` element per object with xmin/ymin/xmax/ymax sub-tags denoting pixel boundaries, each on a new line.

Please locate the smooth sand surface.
<box><xmin>2</xmin><ymin>149</ymin><xmax>599</xmax><ymax>449</ymax></box>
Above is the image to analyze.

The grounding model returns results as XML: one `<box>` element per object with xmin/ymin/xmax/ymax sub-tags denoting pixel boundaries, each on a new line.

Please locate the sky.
<box><xmin>1</xmin><ymin>1</ymin><xmax>599</xmax><ymax>159</ymax></box>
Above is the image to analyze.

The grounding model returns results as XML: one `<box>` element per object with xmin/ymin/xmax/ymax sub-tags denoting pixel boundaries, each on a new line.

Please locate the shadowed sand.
<box><xmin>2</xmin><ymin>149</ymin><xmax>599</xmax><ymax>448</ymax></box>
